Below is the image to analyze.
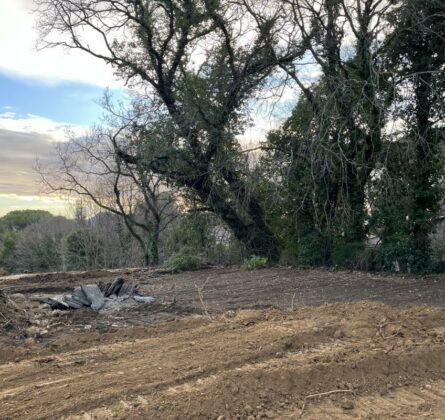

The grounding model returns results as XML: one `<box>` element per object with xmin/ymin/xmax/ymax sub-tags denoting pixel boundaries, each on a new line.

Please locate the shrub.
<box><xmin>243</xmin><ymin>255</ymin><xmax>268</xmax><ymax>271</ymax></box>
<box><xmin>165</xmin><ymin>248</ymin><xmax>207</xmax><ymax>273</ymax></box>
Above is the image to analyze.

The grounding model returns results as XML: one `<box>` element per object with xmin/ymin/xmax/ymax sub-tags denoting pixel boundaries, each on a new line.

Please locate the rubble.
<box><xmin>81</xmin><ymin>284</ymin><xmax>105</xmax><ymax>310</ymax></box>
<box><xmin>0</xmin><ymin>290</ymin><xmax>30</xmax><ymax>335</ymax></box>
<box><xmin>41</xmin><ymin>278</ymin><xmax>155</xmax><ymax>312</ymax></box>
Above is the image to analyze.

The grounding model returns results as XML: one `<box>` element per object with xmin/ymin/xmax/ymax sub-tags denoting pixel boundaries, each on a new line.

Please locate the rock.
<box><xmin>81</xmin><ymin>284</ymin><xmax>105</xmax><ymax>311</ymax></box>
<box><xmin>334</xmin><ymin>329</ymin><xmax>345</xmax><ymax>339</ymax></box>
<box><xmin>244</xmin><ymin>405</ymin><xmax>253</xmax><ymax>414</ymax></box>
<box><xmin>105</xmin><ymin>278</ymin><xmax>125</xmax><ymax>297</ymax></box>
<box><xmin>118</xmin><ymin>281</ymin><xmax>136</xmax><ymax>298</ymax></box>
<box><xmin>26</xmin><ymin>326</ymin><xmax>40</xmax><ymax>336</ymax></box>
<box><xmin>96</xmin><ymin>323</ymin><xmax>110</xmax><ymax>332</ymax></box>
<box><xmin>41</xmin><ymin>298</ymin><xmax>70</xmax><ymax>311</ymax></box>
<box><xmin>49</xmin><ymin>310</ymin><xmax>65</xmax><ymax>317</ymax></box>
<box><xmin>341</xmin><ymin>401</ymin><xmax>354</xmax><ymax>410</ymax></box>
<box><xmin>98</xmin><ymin>281</ymin><xmax>111</xmax><ymax>294</ymax></box>
<box><xmin>133</xmin><ymin>295</ymin><xmax>155</xmax><ymax>304</ymax></box>
<box><xmin>72</xmin><ymin>287</ymin><xmax>91</xmax><ymax>306</ymax></box>
<box><xmin>63</xmin><ymin>295</ymin><xmax>84</xmax><ymax>309</ymax></box>
<box><xmin>265</xmin><ymin>410</ymin><xmax>275</xmax><ymax>418</ymax></box>
<box><xmin>136</xmin><ymin>396</ymin><xmax>149</xmax><ymax>406</ymax></box>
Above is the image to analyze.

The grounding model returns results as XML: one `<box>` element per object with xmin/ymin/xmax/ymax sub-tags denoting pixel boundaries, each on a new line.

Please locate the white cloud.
<box><xmin>0</xmin><ymin>111</ymin><xmax>86</xmax><ymax>141</ymax></box>
<box><xmin>0</xmin><ymin>113</ymin><xmax>86</xmax><ymax>199</ymax></box>
<box><xmin>0</xmin><ymin>1</ymin><xmax>120</xmax><ymax>87</ymax></box>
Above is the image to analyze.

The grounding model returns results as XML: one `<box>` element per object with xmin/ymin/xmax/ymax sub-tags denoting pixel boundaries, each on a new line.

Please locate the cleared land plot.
<box><xmin>0</xmin><ymin>267</ymin><xmax>444</xmax><ymax>419</ymax></box>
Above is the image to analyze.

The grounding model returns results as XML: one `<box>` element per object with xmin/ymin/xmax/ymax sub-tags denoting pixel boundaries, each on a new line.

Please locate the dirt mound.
<box><xmin>0</xmin><ymin>290</ymin><xmax>30</xmax><ymax>337</ymax></box>
<box><xmin>0</xmin><ymin>301</ymin><xmax>444</xmax><ymax>419</ymax></box>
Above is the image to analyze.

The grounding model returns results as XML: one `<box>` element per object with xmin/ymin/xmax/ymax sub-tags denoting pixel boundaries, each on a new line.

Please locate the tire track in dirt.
<box><xmin>0</xmin><ymin>301</ymin><xmax>444</xmax><ymax>419</ymax></box>
<box><xmin>288</xmin><ymin>381</ymin><xmax>445</xmax><ymax>419</ymax></box>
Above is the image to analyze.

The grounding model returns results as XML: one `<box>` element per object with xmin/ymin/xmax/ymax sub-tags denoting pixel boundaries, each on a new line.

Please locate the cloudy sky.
<box><xmin>0</xmin><ymin>0</ymin><xmax>123</xmax><ymax>216</ymax></box>
<box><xmin>0</xmin><ymin>1</ymin><xmax>309</xmax><ymax>218</ymax></box>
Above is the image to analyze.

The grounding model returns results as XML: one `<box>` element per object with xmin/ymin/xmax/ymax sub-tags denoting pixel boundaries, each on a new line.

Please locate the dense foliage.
<box><xmin>24</xmin><ymin>0</ymin><xmax>445</xmax><ymax>274</ymax></box>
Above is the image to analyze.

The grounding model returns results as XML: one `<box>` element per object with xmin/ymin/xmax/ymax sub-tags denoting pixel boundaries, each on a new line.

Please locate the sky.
<box><xmin>0</xmin><ymin>0</ymin><xmax>310</xmax><ymax>218</ymax></box>
<box><xmin>0</xmin><ymin>0</ymin><xmax>122</xmax><ymax>217</ymax></box>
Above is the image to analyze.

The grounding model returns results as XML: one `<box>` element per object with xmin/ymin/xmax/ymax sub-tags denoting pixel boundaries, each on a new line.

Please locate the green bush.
<box><xmin>242</xmin><ymin>255</ymin><xmax>268</xmax><ymax>271</ymax></box>
<box><xmin>165</xmin><ymin>248</ymin><xmax>207</xmax><ymax>273</ymax></box>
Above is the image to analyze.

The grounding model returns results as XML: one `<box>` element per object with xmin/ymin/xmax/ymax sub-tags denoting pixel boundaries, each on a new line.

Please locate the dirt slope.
<box><xmin>1</xmin><ymin>301</ymin><xmax>444</xmax><ymax>419</ymax></box>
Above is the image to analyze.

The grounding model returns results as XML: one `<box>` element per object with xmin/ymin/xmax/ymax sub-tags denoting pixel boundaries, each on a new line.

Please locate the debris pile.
<box><xmin>0</xmin><ymin>290</ymin><xmax>30</xmax><ymax>334</ymax></box>
<box><xmin>42</xmin><ymin>278</ymin><xmax>155</xmax><ymax>311</ymax></box>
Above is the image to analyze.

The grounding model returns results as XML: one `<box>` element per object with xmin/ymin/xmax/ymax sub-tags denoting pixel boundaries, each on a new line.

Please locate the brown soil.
<box><xmin>0</xmin><ymin>290</ymin><xmax>30</xmax><ymax>337</ymax></box>
<box><xmin>0</xmin><ymin>267</ymin><xmax>444</xmax><ymax>419</ymax></box>
<box><xmin>1</xmin><ymin>266</ymin><xmax>445</xmax><ymax>310</ymax></box>
<box><xmin>0</xmin><ymin>301</ymin><xmax>444</xmax><ymax>419</ymax></box>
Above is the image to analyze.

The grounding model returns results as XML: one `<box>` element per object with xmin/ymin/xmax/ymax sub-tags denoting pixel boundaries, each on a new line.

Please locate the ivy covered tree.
<box><xmin>379</xmin><ymin>0</ymin><xmax>445</xmax><ymax>271</ymax></box>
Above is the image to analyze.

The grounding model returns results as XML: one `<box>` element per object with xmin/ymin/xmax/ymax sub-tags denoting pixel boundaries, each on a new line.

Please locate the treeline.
<box><xmin>32</xmin><ymin>0</ymin><xmax>445</xmax><ymax>273</ymax></box>
<box><xmin>0</xmin><ymin>209</ymin><xmax>242</xmax><ymax>274</ymax></box>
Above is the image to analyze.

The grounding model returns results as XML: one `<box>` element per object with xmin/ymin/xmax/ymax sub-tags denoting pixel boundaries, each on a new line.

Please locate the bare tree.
<box><xmin>35</xmin><ymin>0</ymin><xmax>312</xmax><ymax>261</ymax></box>
<box><xmin>38</xmin><ymin>118</ymin><xmax>178</xmax><ymax>266</ymax></box>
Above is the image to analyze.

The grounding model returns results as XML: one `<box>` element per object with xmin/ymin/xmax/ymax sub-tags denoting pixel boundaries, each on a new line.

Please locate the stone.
<box><xmin>26</xmin><ymin>326</ymin><xmax>40</xmax><ymax>336</ymax></box>
<box><xmin>244</xmin><ymin>405</ymin><xmax>253</xmax><ymax>414</ymax></box>
<box><xmin>42</xmin><ymin>298</ymin><xmax>70</xmax><ymax>310</ymax></box>
<box><xmin>98</xmin><ymin>281</ymin><xmax>110</xmax><ymax>294</ymax></box>
<box><xmin>341</xmin><ymin>401</ymin><xmax>354</xmax><ymax>410</ymax></box>
<box><xmin>118</xmin><ymin>281</ymin><xmax>136</xmax><ymax>298</ymax></box>
<box><xmin>334</xmin><ymin>329</ymin><xmax>345</xmax><ymax>339</ymax></box>
<box><xmin>136</xmin><ymin>396</ymin><xmax>149</xmax><ymax>406</ymax></box>
<box><xmin>72</xmin><ymin>287</ymin><xmax>91</xmax><ymax>306</ymax></box>
<box><xmin>105</xmin><ymin>278</ymin><xmax>125</xmax><ymax>297</ymax></box>
<box><xmin>63</xmin><ymin>296</ymin><xmax>83</xmax><ymax>309</ymax></box>
<box><xmin>81</xmin><ymin>284</ymin><xmax>105</xmax><ymax>311</ymax></box>
<box><xmin>133</xmin><ymin>295</ymin><xmax>155</xmax><ymax>304</ymax></box>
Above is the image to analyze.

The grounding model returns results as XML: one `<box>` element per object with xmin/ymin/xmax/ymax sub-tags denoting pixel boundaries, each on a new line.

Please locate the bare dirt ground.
<box><xmin>0</xmin><ymin>267</ymin><xmax>444</xmax><ymax>419</ymax></box>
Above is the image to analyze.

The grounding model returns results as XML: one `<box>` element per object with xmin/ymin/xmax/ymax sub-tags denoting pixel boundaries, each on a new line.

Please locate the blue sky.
<box><xmin>0</xmin><ymin>0</ymin><xmax>123</xmax><ymax>217</ymax></box>
<box><xmin>0</xmin><ymin>73</ymin><xmax>114</xmax><ymax>216</ymax></box>
<box><xmin>0</xmin><ymin>74</ymin><xmax>105</xmax><ymax>126</ymax></box>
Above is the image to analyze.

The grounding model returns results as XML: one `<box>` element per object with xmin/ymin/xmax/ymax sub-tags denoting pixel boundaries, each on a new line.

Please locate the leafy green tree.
<box><xmin>0</xmin><ymin>210</ymin><xmax>53</xmax><ymax>267</ymax></box>
<box><xmin>0</xmin><ymin>210</ymin><xmax>52</xmax><ymax>233</ymax></box>
<box><xmin>379</xmin><ymin>0</ymin><xmax>445</xmax><ymax>271</ymax></box>
<box><xmin>7</xmin><ymin>216</ymin><xmax>71</xmax><ymax>273</ymax></box>
<box><xmin>278</xmin><ymin>0</ymin><xmax>394</xmax><ymax>249</ymax></box>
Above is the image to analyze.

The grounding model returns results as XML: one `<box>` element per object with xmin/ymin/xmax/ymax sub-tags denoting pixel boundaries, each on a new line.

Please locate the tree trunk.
<box><xmin>344</xmin><ymin>168</ymin><xmax>368</xmax><ymax>245</ymax></box>
<box><xmin>409</xmin><ymin>71</ymin><xmax>436</xmax><ymax>271</ymax></box>
<box><xmin>149</xmin><ymin>224</ymin><xmax>160</xmax><ymax>266</ymax></box>
<box><xmin>193</xmin><ymin>174</ymin><xmax>280</xmax><ymax>262</ymax></box>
